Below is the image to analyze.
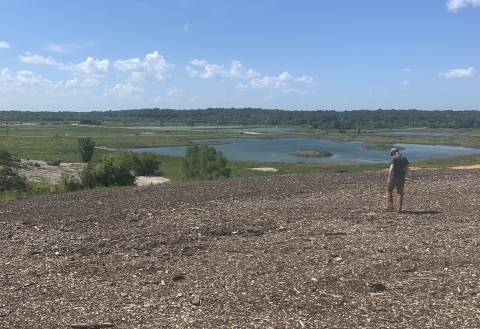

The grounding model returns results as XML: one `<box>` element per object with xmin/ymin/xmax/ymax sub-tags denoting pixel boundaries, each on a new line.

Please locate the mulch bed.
<box><xmin>1</xmin><ymin>169</ymin><xmax>479</xmax><ymax>328</ymax></box>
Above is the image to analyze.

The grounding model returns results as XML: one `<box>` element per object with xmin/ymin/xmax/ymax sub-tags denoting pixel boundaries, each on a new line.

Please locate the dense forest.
<box><xmin>2</xmin><ymin>108</ymin><xmax>480</xmax><ymax>129</ymax></box>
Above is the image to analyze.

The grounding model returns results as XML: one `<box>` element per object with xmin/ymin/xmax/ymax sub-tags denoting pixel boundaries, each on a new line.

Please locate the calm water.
<box><xmin>131</xmin><ymin>138</ymin><xmax>480</xmax><ymax>163</ymax></box>
<box><xmin>127</xmin><ymin>126</ymin><xmax>296</xmax><ymax>132</ymax></box>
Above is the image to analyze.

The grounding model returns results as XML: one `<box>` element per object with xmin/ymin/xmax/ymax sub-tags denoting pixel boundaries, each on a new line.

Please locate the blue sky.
<box><xmin>1</xmin><ymin>0</ymin><xmax>479</xmax><ymax>112</ymax></box>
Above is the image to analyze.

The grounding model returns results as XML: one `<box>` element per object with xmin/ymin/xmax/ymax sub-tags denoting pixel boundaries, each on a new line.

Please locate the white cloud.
<box><xmin>19</xmin><ymin>52</ymin><xmax>61</xmax><ymax>65</ymax></box>
<box><xmin>104</xmin><ymin>83</ymin><xmax>145</xmax><ymax>97</ymax></box>
<box><xmin>0</xmin><ymin>67</ymin><xmax>53</xmax><ymax>89</ymax></box>
<box><xmin>18</xmin><ymin>52</ymin><xmax>109</xmax><ymax>78</ymax></box>
<box><xmin>293</xmin><ymin>75</ymin><xmax>314</xmax><ymax>84</ymax></box>
<box><xmin>17</xmin><ymin>70</ymin><xmax>34</xmax><ymax>76</ymax></box>
<box><xmin>190</xmin><ymin>59</ymin><xmax>208</xmax><ymax>66</ymax></box>
<box><xmin>264</xmin><ymin>95</ymin><xmax>273</xmax><ymax>100</ymax></box>
<box><xmin>189</xmin><ymin>97</ymin><xmax>199</xmax><ymax>103</ymax></box>
<box><xmin>249</xmin><ymin>71</ymin><xmax>292</xmax><ymax>88</ymax></box>
<box><xmin>401</xmin><ymin>80</ymin><xmax>410</xmax><ymax>85</ymax></box>
<box><xmin>60</xmin><ymin>57</ymin><xmax>110</xmax><ymax>78</ymax></box>
<box><xmin>114</xmin><ymin>51</ymin><xmax>174</xmax><ymax>82</ymax></box>
<box><xmin>402</xmin><ymin>68</ymin><xmax>411</xmax><ymax>72</ymax></box>
<box><xmin>187</xmin><ymin>59</ymin><xmax>260</xmax><ymax>79</ymax></box>
<box><xmin>438</xmin><ymin>67</ymin><xmax>476</xmax><ymax>78</ymax></box>
<box><xmin>184</xmin><ymin>24</ymin><xmax>189</xmax><ymax>32</ymax></box>
<box><xmin>66</xmin><ymin>77</ymin><xmax>100</xmax><ymax>88</ymax></box>
<box><xmin>0</xmin><ymin>41</ymin><xmax>10</xmax><ymax>49</ymax></box>
<box><xmin>165</xmin><ymin>86</ymin><xmax>183</xmax><ymax>97</ymax></box>
<box><xmin>446</xmin><ymin>0</ymin><xmax>480</xmax><ymax>12</ymax></box>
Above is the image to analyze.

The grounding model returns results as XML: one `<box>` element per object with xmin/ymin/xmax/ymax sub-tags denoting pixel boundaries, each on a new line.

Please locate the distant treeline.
<box><xmin>2</xmin><ymin>108</ymin><xmax>480</xmax><ymax>129</ymax></box>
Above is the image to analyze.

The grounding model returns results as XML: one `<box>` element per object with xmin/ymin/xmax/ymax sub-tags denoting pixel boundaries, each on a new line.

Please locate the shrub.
<box><xmin>0</xmin><ymin>167</ymin><xmax>27</xmax><ymax>192</ymax></box>
<box><xmin>78</xmin><ymin>137</ymin><xmax>96</xmax><ymax>163</ymax></box>
<box><xmin>59</xmin><ymin>172</ymin><xmax>82</xmax><ymax>192</ymax></box>
<box><xmin>79</xmin><ymin>161</ymin><xmax>98</xmax><ymax>189</ymax></box>
<box><xmin>182</xmin><ymin>144</ymin><xmax>231</xmax><ymax>180</ymax></box>
<box><xmin>132</xmin><ymin>152</ymin><xmax>161</xmax><ymax>176</ymax></box>
<box><xmin>95</xmin><ymin>150</ymin><xmax>136</xmax><ymax>187</ymax></box>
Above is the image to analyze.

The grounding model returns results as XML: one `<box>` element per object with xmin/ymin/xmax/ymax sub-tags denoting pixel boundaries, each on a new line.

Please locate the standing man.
<box><xmin>386</xmin><ymin>147</ymin><xmax>409</xmax><ymax>213</ymax></box>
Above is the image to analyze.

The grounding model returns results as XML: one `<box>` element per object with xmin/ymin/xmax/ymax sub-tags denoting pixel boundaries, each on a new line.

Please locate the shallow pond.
<box><xmin>131</xmin><ymin>138</ymin><xmax>480</xmax><ymax>163</ymax></box>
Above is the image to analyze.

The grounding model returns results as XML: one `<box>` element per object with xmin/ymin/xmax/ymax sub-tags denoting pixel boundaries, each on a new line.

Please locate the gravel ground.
<box><xmin>1</xmin><ymin>169</ymin><xmax>479</xmax><ymax>328</ymax></box>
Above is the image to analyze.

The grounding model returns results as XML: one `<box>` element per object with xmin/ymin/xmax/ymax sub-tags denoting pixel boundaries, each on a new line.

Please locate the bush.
<box><xmin>0</xmin><ymin>167</ymin><xmax>27</xmax><ymax>192</ymax></box>
<box><xmin>79</xmin><ymin>161</ymin><xmax>98</xmax><ymax>189</ymax></box>
<box><xmin>182</xmin><ymin>144</ymin><xmax>231</xmax><ymax>180</ymax></box>
<box><xmin>132</xmin><ymin>152</ymin><xmax>161</xmax><ymax>176</ymax></box>
<box><xmin>27</xmin><ymin>181</ymin><xmax>60</xmax><ymax>195</ymax></box>
<box><xmin>59</xmin><ymin>172</ymin><xmax>82</xmax><ymax>192</ymax></box>
<box><xmin>78</xmin><ymin>137</ymin><xmax>96</xmax><ymax>163</ymax></box>
<box><xmin>95</xmin><ymin>150</ymin><xmax>136</xmax><ymax>187</ymax></box>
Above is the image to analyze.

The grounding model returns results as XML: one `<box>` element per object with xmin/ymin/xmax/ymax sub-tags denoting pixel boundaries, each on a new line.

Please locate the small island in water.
<box><xmin>289</xmin><ymin>150</ymin><xmax>333</xmax><ymax>158</ymax></box>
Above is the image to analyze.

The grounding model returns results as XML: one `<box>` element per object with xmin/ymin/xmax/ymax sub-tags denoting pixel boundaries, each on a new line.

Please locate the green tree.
<box><xmin>182</xmin><ymin>144</ymin><xmax>231</xmax><ymax>180</ymax></box>
<box><xmin>95</xmin><ymin>151</ymin><xmax>136</xmax><ymax>187</ymax></box>
<box><xmin>78</xmin><ymin>137</ymin><xmax>96</xmax><ymax>163</ymax></box>
<box><xmin>0</xmin><ymin>147</ymin><xmax>11</xmax><ymax>166</ymax></box>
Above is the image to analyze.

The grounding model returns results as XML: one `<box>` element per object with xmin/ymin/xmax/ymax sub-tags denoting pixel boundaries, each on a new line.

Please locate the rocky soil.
<box><xmin>1</xmin><ymin>169</ymin><xmax>479</xmax><ymax>328</ymax></box>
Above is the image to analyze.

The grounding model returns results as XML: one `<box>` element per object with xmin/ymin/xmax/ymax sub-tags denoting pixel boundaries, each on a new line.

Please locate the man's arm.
<box><xmin>404</xmin><ymin>164</ymin><xmax>409</xmax><ymax>176</ymax></box>
<box><xmin>388</xmin><ymin>164</ymin><xmax>394</xmax><ymax>182</ymax></box>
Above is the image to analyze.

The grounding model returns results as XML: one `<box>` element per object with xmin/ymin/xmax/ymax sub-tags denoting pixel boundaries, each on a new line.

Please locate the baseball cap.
<box><xmin>390</xmin><ymin>147</ymin><xmax>398</xmax><ymax>154</ymax></box>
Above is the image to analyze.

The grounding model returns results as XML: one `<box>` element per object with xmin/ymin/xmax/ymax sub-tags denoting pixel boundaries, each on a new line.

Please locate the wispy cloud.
<box><xmin>17</xmin><ymin>70</ymin><xmax>34</xmax><ymax>76</ymax></box>
<box><xmin>44</xmin><ymin>43</ymin><xmax>81</xmax><ymax>54</ymax></box>
<box><xmin>186</xmin><ymin>59</ymin><xmax>260</xmax><ymax>79</ymax></box>
<box><xmin>165</xmin><ymin>86</ymin><xmax>183</xmax><ymax>97</ymax></box>
<box><xmin>438</xmin><ymin>67</ymin><xmax>476</xmax><ymax>78</ymax></box>
<box><xmin>0</xmin><ymin>41</ymin><xmax>10</xmax><ymax>49</ymax></box>
<box><xmin>402</xmin><ymin>68</ymin><xmax>411</xmax><ymax>72</ymax></box>
<box><xmin>401</xmin><ymin>80</ymin><xmax>410</xmax><ymax>85</ymax></box>
<box><xmin>114</xmin><ymin>51</ymin><xmax>174</xmax><ymax>82</ymax></box>
<box><xmin>446</xmin><ymin>0</ymin><xmax>480</xmax><ymax>12</ymax></box>
<box><xmin>19</xmin><ymin>52</ymin><xmax>62</xmax><ymax>65</ymax></box>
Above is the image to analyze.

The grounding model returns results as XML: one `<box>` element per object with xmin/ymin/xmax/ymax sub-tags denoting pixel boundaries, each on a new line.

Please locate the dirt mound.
<box><xmin>1</xmin><ymin>169</ymin><xmax>479</xmax><ymax>328</ymax></box>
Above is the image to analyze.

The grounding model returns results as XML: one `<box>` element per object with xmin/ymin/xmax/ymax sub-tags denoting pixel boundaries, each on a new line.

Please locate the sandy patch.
<box><xmin>135</xmin><ymin>176</ymin><xmax>170</xmax><ymax>186</ymax></box>
<box><xmin>381</xmin><ymin>165</ymin><xmax>480</xmax><ymax>172</ymax></box>
<box><xmin>243</xmin><ymin>131</ymin><xmax>261</xmax><ymax>134</ymax></box>
<box><xmin>451</xmin><ymin>164</ymin><xmax>480</xmax><ymax>169</ymax></box>
<box><xmin>248</xmin><ymin>167</ymin><xmax>278</xmax><ymax>172</ymax></box>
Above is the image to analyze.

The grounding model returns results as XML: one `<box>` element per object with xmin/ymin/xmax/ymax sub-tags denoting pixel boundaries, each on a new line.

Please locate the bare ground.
<box><xmin>1</xmin><ymin>169</ymin><xmax>479</xmax><ymax>328</ymax></box>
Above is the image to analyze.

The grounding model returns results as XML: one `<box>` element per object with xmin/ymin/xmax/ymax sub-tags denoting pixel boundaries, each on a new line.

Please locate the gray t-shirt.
<box><xmin>390</xmin><ymin>154</ymin><xmax>409</xmax><ymax>179</ymax></box>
